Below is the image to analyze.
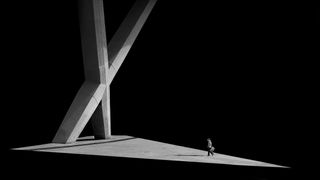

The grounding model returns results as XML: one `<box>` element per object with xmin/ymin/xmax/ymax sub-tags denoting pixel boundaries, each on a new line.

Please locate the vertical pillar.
<box><xmin>52</xmin><ymin>0</ymin><xmax>110</xmax><ymax>143</ymax></box>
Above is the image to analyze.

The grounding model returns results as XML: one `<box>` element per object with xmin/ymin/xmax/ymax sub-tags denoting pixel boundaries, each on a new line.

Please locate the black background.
<box><xmin>2</xmin><ymin>1</ymin><xmax>312</xmax><ymax>178</ymax></box>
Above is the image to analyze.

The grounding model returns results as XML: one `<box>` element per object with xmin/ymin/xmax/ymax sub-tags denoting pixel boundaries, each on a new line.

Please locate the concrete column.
<box><xmin>53</xmin><ymin>0</ymin><xmax>109</xmax><ymax>143</ymax></box>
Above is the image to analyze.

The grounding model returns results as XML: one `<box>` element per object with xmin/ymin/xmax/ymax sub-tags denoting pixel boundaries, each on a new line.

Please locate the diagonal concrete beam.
<box><xmin>53</xmin><ymin>82</ymin><xmax>106</xmax><ymax>143</ymax></box>
<box><xmin>107</xmin><ymin>0</ymin><xmax>157</xmax><ymax>84</ymax></box>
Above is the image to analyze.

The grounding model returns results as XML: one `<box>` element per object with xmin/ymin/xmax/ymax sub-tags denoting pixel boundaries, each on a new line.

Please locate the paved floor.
<box><xmin>13</xmin><ymin>135</ymin><xmax>286</xmax><ymax>168</ymax></box>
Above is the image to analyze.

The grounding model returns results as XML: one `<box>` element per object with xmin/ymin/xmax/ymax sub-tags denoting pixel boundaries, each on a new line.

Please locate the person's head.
<box><xmin>207</xmin><ymin>138</ymin><xmax>211</xmax><ymax>141</ymax></box>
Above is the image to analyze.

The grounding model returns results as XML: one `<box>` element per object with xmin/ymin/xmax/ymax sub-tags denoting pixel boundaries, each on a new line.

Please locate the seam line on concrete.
<box><xmin>92</xmin><ymin>93</ymin><xmax>100</xmax><ymax>105</ymax></box>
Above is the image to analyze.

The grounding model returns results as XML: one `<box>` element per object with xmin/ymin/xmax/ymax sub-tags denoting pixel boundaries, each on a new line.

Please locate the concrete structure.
<box><xmin>12</xmin><ymin>2</ymin><xmax>290</xmax><ymax>174</ymax></box>
<box><xmin>53</xmin><ymin>0</ymin><xmax>157</xmax><ymax>143</ymax></box>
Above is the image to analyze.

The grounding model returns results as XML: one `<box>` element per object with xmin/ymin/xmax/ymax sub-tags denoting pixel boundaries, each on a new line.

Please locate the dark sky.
<box><xmin>317</xmin><ymin>8</ymin><xmax>320</xmax><ymax>24</ymax></box>
<box><xmin>2</xmin><ymin>1</ymin><xmax>308</xmax><ymax>170</ymax></box>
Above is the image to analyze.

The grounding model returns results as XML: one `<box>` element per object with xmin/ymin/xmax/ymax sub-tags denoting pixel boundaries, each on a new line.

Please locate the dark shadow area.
<box><xmin>110</xmin><ymin>1</ymin><xmax>304</xmax><ymax>170</ymax></box>
<box><xmin>317</xmin><ymin>8</ymin><xmax>320</xmax><ymax>24</ymax></box>
<box><xmin>2</xmin><ymin>0</ymin><xmax>84</xmax><ymax>149</ymax></box>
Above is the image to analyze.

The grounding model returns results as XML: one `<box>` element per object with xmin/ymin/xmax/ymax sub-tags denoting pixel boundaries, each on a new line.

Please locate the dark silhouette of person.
<box><xmin>207</xmin><ymin>138</ymin><xmax>215</xmax><ymax>156</ymax></box>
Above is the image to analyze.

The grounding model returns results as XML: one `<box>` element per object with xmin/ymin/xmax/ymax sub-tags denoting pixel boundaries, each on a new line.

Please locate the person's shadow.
<box><xmin>175</xmin><ymin>154</ymin><xmax>205</xmax><ymax>157</ymax></box>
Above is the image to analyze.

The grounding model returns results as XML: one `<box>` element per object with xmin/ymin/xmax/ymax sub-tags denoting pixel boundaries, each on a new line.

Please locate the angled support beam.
<box><xmin>107</xmin><ymin>0</ymin><xmax>157</xmax><ymax>84</ymax></box>
<box><xmin>53</xmin><ymin>82</ymin><xmax>106</xmax><ymax>143</ymax></box>
<box><xmin>53</xmin><ymin>0</ymin><xmax>157</xmax><ymax>143</ymax></box>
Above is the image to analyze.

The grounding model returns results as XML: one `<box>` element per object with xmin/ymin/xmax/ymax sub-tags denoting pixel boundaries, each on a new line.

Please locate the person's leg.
<box><xmin>210</xmin><ymin>148</ymin><xmax>214</xmax><ymax>156</ymax></box>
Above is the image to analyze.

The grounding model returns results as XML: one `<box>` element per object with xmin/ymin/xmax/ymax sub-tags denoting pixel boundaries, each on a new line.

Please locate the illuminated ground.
<box><xmin>13</xmin><ymin>135</ymin><xmax>286</xmax><ymax>168</ymax></box>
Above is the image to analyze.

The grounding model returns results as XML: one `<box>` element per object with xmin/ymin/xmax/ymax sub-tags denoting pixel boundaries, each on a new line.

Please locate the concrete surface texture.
<box><xmin>14</xmin><ymin>136</ymin><xmax>287</xmax><ymax>168</ymax></box>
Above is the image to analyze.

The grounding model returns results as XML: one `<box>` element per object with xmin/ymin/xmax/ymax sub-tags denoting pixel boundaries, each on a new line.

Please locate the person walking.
<box><xmin>207</xmin><ymin>138</ymin><xmax>215</xmax><ymax>156</ymax></box>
